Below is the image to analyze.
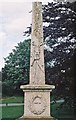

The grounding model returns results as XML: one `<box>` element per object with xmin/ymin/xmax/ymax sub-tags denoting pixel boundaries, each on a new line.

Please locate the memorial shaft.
<box><xmin>20</xmin><ymin>2</ymin><xmax>55</xmax><ymax>119</ymax></box>
<box><xmin>30</xmin><ymin>2</ymin><xmax>45</xmax><ymax>85</ymax></box>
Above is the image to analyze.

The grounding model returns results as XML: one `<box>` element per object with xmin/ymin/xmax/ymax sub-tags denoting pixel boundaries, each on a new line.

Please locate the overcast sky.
<box><xmin>0</xmin><ymin>2</ymin><xmax>30</xmax><ymax>70</ymax></box>
<box><xmin>0</xmin><ymin>0</ymin><xmax>75</xmax><ymax>70</ymax></box>
<box><xmin>0</xmin><ymin>0</ymin><xmax>54</xmax><ymax>70</ymax></box>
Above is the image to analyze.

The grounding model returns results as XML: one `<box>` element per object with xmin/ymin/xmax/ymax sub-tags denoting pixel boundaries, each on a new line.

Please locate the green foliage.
<box><xmin>2</xmin><ymin>1</ymin><xmax>76</xmax><ymax>106</ymax></box>
<box><xmin>2</xmin><ymin>39</ymin><xmax>30</xmax><ymax>95</ymax></box>
<box><xmin>43</xmin><ymin>1</ymin><xmax>76</xmax><ymax>106</ymax></box>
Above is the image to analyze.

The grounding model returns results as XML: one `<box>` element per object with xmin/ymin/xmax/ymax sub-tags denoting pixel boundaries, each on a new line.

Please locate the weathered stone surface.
<box><xmin>20</xmin><ymin>85</ymin><xmax>55</xmax><ymax>92</ymax></box>
<box><xmin>21</xmin><ymin>116</ymin><xmax>53</xmax><ymax>120</ymax></box>
<box><xmin>24</xmin><ymin>92</ymin><xmax>50</xmax><ymax>117</ymax></box>
<box><xmin>30</xmin><ymin>2</ymin><xmax>45</xmax><ymax>85</ymax></box>
<box><xmin>20</xmin><ymin>2</ymin><xmax>55</xmax><ymax>119</ymax></box>
<box><xmin>20</xmin><ymin>85</ymin><xmax>55</xmax><ymax>117</ymax></box>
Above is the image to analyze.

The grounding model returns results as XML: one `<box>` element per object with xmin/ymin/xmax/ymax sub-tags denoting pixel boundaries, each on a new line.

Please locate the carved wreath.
<box><xmin>28</xmin><ymin>95</ymin><xmax>47</xmax><ymax>115</ymax></box>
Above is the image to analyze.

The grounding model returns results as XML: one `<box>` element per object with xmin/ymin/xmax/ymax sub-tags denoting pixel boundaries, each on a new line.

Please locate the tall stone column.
<box><xmin>30</xmin><ymin>2</ymin><xmax>45</xmax><ymax>85</ymax></box>
<box><xmin>20</xmin><ymin>2</ymin><xmax>55</xmax><ymax>120</ymax></box>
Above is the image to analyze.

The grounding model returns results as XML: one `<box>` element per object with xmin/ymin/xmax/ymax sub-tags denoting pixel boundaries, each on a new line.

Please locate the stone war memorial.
<box><xmin>20</xmin><ymin>2</ymin><xmax>55</xmax><ymax>120</ymax></box>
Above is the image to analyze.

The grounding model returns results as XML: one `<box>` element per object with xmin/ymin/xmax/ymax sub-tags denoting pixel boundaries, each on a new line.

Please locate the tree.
<box><xmin>24</xmin><ymin>1</ymin><xmax>76</xmax><ymax>106</ymax></box>
<box><xmin>2</xmin><ymin>1</ymin><xmax>76</xmax><ymax>106</ymax></box>
<box><xmin>2</xmin><ymin>39</ymin><xmax>30</xmax><ymax>95</ymax></box>
<box><xmin>43</xmin><ymin>1</ymin><xmax>76</xmax><ymax>106</ymax></box>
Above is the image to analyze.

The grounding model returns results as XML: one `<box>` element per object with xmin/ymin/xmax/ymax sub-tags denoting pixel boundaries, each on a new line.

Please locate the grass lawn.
<box><xmin>1</xmin><ymin>96</ymin><xmax>24</xmax><ymax>104</ymax></box>
<box><xmin>0</xmin><ymin>96</ymin><xmax>24</xmax><ymax>120</ymax></box>
<box><xmin>0</xmin><ymin>107</ymin><xmax>2</xmax><ymax>120</ymax></box>
<box><xmin>2</xmin><ymin>106</ymin><xmax>23</xmax><ymax>120</ymax></box>
<box><xmin>0</xmin><ymin>96</ymin><xmax>75</xmax><ymax>120</ymax></box>
<box><xmin>51</xmin><ymin>103</ymin><xmax>75</xmax><ymax>120</ymax></box>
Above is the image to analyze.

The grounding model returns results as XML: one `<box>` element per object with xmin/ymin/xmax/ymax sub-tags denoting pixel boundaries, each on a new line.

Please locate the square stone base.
<box><xmin>24</xmin><ymin>91</ymin><xmax>51</xmax><ymax>116</ymax></box>
<box><xmin>20</xmin><ymin>116</ymin><xmax>53</xmax><ymax>120</ymax></box>
<box><xmin>20</xmin><ymin>85</ymin><xmax>55</xmax><ymax>120</ymax></box>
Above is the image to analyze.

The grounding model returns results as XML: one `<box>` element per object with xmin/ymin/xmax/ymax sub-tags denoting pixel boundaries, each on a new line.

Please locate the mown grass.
<box><xmin>1</xmin><ymin>96</ymin><xmax>23</xmax><ymax>104</ymax></box>
<box><xmin>0</xmin><ymin>96</ymin><xmax>75</xmax><ymax>120</ymax></box>
<box><xmin>0</xmin><ymin>96</ymin><xmax>24</xmax><ymax>120</ymax></box>
<box><xmin>51</xmin><ymin>103</ymin><xmax>75</xmax><ymax>120</ymax></box>
<box><xmin>2</xmin><ymin>106</ymin><xmax>23</xmax><ymax>120</ymax></box>
<box><xmin>0</xmin><ymin>107</ymin><xmax>2</xmax><ymax>120</ymax></box>
<box><xmin>1</xmin><ymin>103</ymin><xmax>74</xmax><ymax>120</ymax></box>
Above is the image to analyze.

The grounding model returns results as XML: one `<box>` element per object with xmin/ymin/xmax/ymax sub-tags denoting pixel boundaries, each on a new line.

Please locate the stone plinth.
<box><xmin>21</xmin><ymin>116</ymin><xmax>53</xmax><ymax>120</ymax></box>
<box><xmin>20</xmin><ymin>85</ymin><xmax>55</xmax><ymax>119</ymax></box>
